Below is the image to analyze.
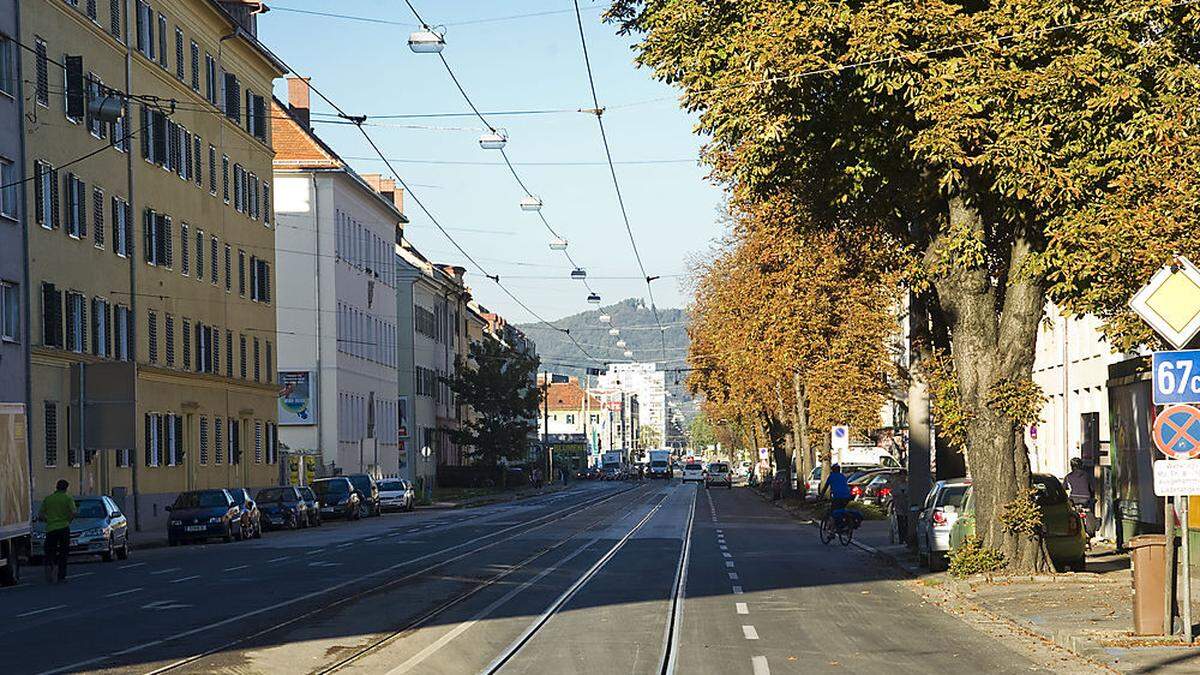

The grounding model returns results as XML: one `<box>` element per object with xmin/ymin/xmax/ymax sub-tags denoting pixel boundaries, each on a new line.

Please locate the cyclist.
<box><xmin>821</xmin><ymin>464</ymin><xmax>853</xmax><ymax>528</ymax></box>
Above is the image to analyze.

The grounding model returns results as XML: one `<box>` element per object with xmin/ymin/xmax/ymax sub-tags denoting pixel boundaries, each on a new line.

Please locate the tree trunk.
<box><xmin>794</xmin><ymin>374</ymin><xmax>812</xmax><ymax>481</ymax></box>
<box><xmin>931</xmin><ymin>195</ymin><xmax>1050</xmax><ymax>574</ymax></box>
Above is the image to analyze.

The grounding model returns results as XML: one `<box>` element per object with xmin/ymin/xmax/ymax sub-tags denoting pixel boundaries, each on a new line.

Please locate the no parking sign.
<box><xmin>1153</xmin><ymin>404</ymin><xmax>1200</xmax><ymax>460</ymax></box>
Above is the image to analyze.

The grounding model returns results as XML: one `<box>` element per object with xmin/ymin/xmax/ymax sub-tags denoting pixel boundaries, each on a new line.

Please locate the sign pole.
<box><xmin>1184</xmin><ymin>496</ymin><xmax>1193</xmax><ymax>643</ymax></box>
<box><xmin>1166</xmin><ymin>497</ymin><xmax>1177</xmax><ymax>636</ymax></box>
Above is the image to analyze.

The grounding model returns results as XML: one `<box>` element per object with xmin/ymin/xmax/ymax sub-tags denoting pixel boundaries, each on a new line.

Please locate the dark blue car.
<box><xmin>256</xmin><ymin>487</ymin><xmax>309</xmax><ymax>530</ymax></box>
<box><xmin>166</xmin><ymin>489</ymin><xmax>242</xmax><ymax>545</ymax></box>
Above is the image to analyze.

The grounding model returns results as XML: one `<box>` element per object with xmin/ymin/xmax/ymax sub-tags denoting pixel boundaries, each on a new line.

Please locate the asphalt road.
<box><xmin>1</xmin><ymin>480</ymin><xmax>1093</xmax><ymax>674</ymax></box>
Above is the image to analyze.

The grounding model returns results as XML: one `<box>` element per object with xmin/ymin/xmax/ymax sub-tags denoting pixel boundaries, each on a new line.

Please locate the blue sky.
<box><xmin>259</xmin><ymin>1</ymin><xmax>725</xmax><ymax>324</ymax></box>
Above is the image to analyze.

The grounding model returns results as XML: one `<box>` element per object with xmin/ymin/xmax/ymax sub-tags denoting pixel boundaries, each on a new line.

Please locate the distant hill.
<box><xmin>517</xmin><ymin>298</ymin><xmax>693</xmax><ymax>406</ymax></box>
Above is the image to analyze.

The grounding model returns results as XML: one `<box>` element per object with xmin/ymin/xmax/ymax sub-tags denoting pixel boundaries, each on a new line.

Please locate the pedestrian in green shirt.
<box><xmin>39</xmin><ymin>480</ymin><xmax>76</xmax><ymax>583</ymax></box>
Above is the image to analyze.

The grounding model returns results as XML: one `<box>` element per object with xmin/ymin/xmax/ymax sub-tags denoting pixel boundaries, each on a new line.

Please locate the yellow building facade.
<box><xmin>22</xmin><ymin>0</ymin><xmax>284</xmax><ymax>531</ymax></box>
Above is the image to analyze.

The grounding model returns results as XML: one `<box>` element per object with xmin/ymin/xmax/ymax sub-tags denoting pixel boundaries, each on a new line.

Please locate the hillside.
<box><xmin>516</xmin><ymin>298</ymin><xmax>693</xmax><ymax>404</ymax></box>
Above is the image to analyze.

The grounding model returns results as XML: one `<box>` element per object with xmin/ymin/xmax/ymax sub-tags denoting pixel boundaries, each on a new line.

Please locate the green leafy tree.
<box><xmin>688</xmin><ymin>412</ymin><xmax>717</xmax><ymax>451</ymax></box>
<box><xmin>444</xmin><ymin>337</ymin><xmax>542</xmax><ymax>470</ymax></box>
<box><xmin>611</xmin><ymin>0</ymin><xmax>1200</xmax><ymax>572</ymax></box>
<box><xmin>638</xmin><ymin>424</ymin><xmax>663</xmax><ymax>449</ymax></box>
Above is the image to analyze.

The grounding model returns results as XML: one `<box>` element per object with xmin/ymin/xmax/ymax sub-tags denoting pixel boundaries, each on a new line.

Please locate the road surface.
<box><xmin>1</xmin><ymin>481</ymin><xmax>1095</xmax><ymax>674</ymax></box>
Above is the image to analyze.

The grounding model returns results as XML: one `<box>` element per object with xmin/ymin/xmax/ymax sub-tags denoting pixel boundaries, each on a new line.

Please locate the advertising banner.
<box><xmin>278</xmin><ymin>371</ymin><xmax>316</xmax><ymax>425</ymax></box>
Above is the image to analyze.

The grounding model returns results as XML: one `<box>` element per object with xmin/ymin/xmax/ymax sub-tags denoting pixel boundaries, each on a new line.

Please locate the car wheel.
<box><xmin>117</xmin><ymin>540</ymin><xmax>130</xmax><ymax>560</ymax></box>
<box><xmin>223</xmin><ymin>524</ymin><xmax>234</xmax><ymax>544</ymax></box>
<box><xmin>917</xmin><ymin>536</ymin><xmax>929</xmax><ymax>567</ymax></box>
<box><xmin>0</xmin><ymin>544</ymin><xmax>20</xmax><ymax>587</ymax></box>
<box><xmin>102</xmin><ymin>538</ymin><xmax>115</xmax><ymax>562</ymax></box>
<box><xmin>254</xmin><ymin>521</ymin><xmax>263</xmax><ymax>539</ymax></box>
<box><xmin>930</xmin><ymin>549</ymin><xmax>947</xmax><ymax>572</ymax></box>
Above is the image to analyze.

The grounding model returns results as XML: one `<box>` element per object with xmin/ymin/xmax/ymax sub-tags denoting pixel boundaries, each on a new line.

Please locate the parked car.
<box><xmin>378</xmin><ymin>479</ymin><xmax>415</xmax><ymax>512</ymax></box>
<box><xmin>167</xmin><ymin>489</ymin><xmax>243</xmax><ymax>545</ymax></box>
<box><xmin>600</xmin><ymin>467</ymin><xmax>621</xmax><ymax>481</ymax></box>
<box><xmin>705</xmin><ymin>462</ymin><xmax>733</xmax><ymax>489</ymax></box>
<box><xmin>949</xmin><ymin>474</ymin><xmax>1087</xmax><ymax>572</ymax></box>
<box><xmin>805</xmin><ymin>463</ymin><xmax>881</xmax><ymax>500</ymax></box>
<box><xmin>30</xmin><ymin>495</ymin><xmax>130</xmax><ymax>563</ymax></box>
<box><xmin>860</xmin><ymin>470</ymin><xmax>906</xmax><ymax>507</ymax></box>
<box><xmin>347</xmin><ymin>474</ymin><xmax>381</xmax><ymax>518</ymax></box>
<box><xmin>915</xmin><ymin>478</ymin><xmax>972</xmax><ymax>571</ymax></box>
<box><xmin>681</xmin><ymin>462</ymin><xmax>706</xmax><ymax>483</ymax></box>
<box><xmin>311</xmin><ymin>477</ymin><xmax>361</xmax><ymax>520</ymax></box>
<box><xmin>256</xmin><ymin>487</ymin><xmax>309</xmax><ymax>530</ymax></box>
<box><xmin>226</xmin><ymin>487</ymin><xmax>262</xmax><ymax>540</ymax></box>
<box><xmin>297</xmin><ymin>486</ymin><xmax>322</xmax><ymax>527</ymax></box>
<box><xmin>848</xmin><ymin>469</ymin><xmax>894</xmax><ymax>501</ymax></box>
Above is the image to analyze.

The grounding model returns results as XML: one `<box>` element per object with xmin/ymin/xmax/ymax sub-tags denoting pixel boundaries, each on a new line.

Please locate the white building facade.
<box><xmin>272</xmin><ymin>87</ymin><xmax>404</xmax><ymax>478</ymax></box>
<box><xmin>597</xmin><ymin>362</ymin><xmax>667</xmax><ymax>447</ymax></box>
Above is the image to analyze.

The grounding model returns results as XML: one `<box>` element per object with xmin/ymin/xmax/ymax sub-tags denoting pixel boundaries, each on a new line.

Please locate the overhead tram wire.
<box><xmin>402</xmin><ymin>0</ymin><xmax>637</xmax><ymax>358</ymax></box>
<box><xmin>570</xmin><ymin>0</ymin><xmax>668</xmax><ymax>363</ymax></box>
<box><xmin>250</xmin><ymin>38</ymin><xmax>600</xmax><ymax>365</ymax></box>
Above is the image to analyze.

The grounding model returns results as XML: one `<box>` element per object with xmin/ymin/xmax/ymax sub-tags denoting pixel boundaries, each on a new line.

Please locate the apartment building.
<box><xmin>597</xmin><ymin>362</ymin><xmax>666</xmax><ymax>448</ymax></box>
<box><xmin>0</xmin><ymin>0</ymin><xmax>25</xmax><ymax>443</ymax></box>
<box><xmin>23</xmin><ymin>0</ymin><xmax>284</xmax><ymax>530</ymax></box>
<box><xmin>272</xmin><ymin>81</ymin><xmax>405</xmax><ymax>478</ymax></box>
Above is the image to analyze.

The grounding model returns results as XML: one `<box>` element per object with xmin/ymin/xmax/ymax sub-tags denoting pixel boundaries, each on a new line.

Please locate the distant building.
<box><xmin>597</xmin><ymin>362</ymin><xmax>666</xmax><ymax>449</ymax></box>
<box><xmin>271</xmin><ymin>80</ymin><xmax>406</xmax><ymax>480</ymax></box>
<box><xmin>0</xmin><ymin>0</ymin><xmax>25</xmax><ymax>471</ymax></box>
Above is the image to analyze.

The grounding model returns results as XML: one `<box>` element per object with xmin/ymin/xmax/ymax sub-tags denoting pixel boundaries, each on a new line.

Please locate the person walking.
<box><xmin>39</xmin><ymin>480</ymin><xmax>77</xmax><ymax>583</ymax></box>
<box><xmin>1064</xmin><ymin>457</ymin><xmax>1095</xmax><ymax>538</ymax></box>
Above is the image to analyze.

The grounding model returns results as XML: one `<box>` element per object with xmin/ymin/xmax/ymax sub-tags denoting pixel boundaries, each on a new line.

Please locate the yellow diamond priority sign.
<box><xmin>1130</xmin><ymin>257</ymin><xmax>1200</xmax><ymax>349</ymax></box>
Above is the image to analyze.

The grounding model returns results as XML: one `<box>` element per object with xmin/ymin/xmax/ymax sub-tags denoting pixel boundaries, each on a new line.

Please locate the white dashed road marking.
<box><xmin>725</xmin><ymin>561</ymin><xmax>736</xmax><ymax>568</ymax></box>
<box><xmin>728</xmin><ymin>572</ymin><xmax>739</xmax><ymax>580</ymax></box>
<box><xmin>742</xmin><ymin>625</ymin><xmax>759</xmax><ymax>640</ymax></box>
<box><xmin>17</xmin><ymin>604</ymin><xmax>66</xmax><ymax>618</ymax></box>
<box><xmin>732</xmin><ymin>585</ymin><xmax>743</xmax><ymax>594</ymax></box>
<box><xmin>170</xmin><ymin>575</ymin><xmax>201</xmax><ymax>584</ymax></box>
<box><xmin>722</xmin><ymin>552</ymin><xmax>732</xmax><ymax>558</ymax></box>
<box><xmin>752</xmin><ymin>655</ymin><xmax>771</xmax><ymax>675</ymax></box>
<box><xmin>736</xmin><ymin>602</ymin><xmax>749</xmax><ymax>615</ymax></box>
<box><xmin>150</xmin><ymin>567</ymin><xmax>181</xmax><ymax>575</ymax></box>
<box><xmin>106</xmin><ymin>587</ymin><xmax>144</xmax><ymax>598</ymax></box>
<box><xmin>223</xmin><ymin>565</ymin><xmax>249</xmax><ymax>572</ymax></box>
<box><xmin>118</xmin><ymin>562</ymin><xmax>146</xmax><ymax>569</ymax></box>
<box><xmin>267</xmin><ymin>555</ymin><xmax>289</xmax><ymax>563</ymax></box>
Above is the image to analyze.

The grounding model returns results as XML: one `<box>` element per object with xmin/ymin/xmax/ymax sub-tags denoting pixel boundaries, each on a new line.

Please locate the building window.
<box><xmin>91</xmin><ymin>187</ymin><xmax>105</xmax><ymax>248</ymax></box>
<box><xmin>253</xmin><ymin>337</ymin><xmax>260</xmax><ymax>381</ymax></box>
<box><xmin>114</xmin><ymin>304</ymin><xmax>130</xmax><ymax>360</ymax></box>
<box><xmin>34</xmin><ymin>161</ymin><xmax>57</xmax><ymax>229</ymax></box>
<box><xmin>110</xmin><ymin>0</ymin><xmax>123</xmax><ymax>41</ymax></box>
<box><xmin>204</xmin><ymin>52</ymin><xmax>217</xmax><ymax>104</ymax></box>
<box><xmin>156</xmin><ymin>13</ymin><xmax>167</xmax><ymax>68</ymax></box>
<box><xmin>147</xmin><ymin>310</ymin><xmax>157</xmax><ymax>363</ymax></box>
<box><xmin>194</xmin><ymin>228</ymin><xmax>204</xmax><ymax>280</ymax></box>
<box><xmin>210</xmin><ymin>236</ymin><xmax>218</xmax><ymax>284</ymax></box>
<box><xmin>265</xmin><ymin>341</ymin><xmax>272</xmax><ymax>383</ymax></box>
<box><xmin>229</xmin><ymin>417</ymin><xmax>240</xmax><ymax>465</ymax></box>
<box><xmin>64</xmin><ymin>173</ymin><xmax>86</xmax><ymax>238</ymax></box>
<box><xmin>238</xmin><ymin>250</ymin><xmax>246</xmax><ymax>296</ymax></box>
<box><xmin>245</xmin><ymin>91</ymin><xmax>266</xmax><ymax>141</ymax></box>
<box><xmin>85</xmin><ymin>74</ymin><xmax>106</xmax><ymax>138</ymax></box>
<box><xmin>86</xmin><ymin>0</ymin><xmax>97</xmax><ymax>20</ymax></box>
<box><xmin>91</xmin><ymin>297</ymin><xmax>109</xmax><ymax>356</ymax></box>
<box><xmin>174</xmin><ymin>28</ymin><xmax>184</xmax><ymax>80</ymax></box>
<box><xmin>181</xmin><ymin>318</ymin><xmax>190</xmax><ymax>369</ymax></box>
<box><xmin>164</xmin><ymin>313</ymin><xmax>175</xmax><ymax>366</ymax></box>
<box><xmin>143</xmin><ymin>210</ymin><xmax>171</xmax><ymax>267</ymax></box>
<box><xmin>111</xmin><ymin>100</ymin><xmax>129</xmax><ymax>152</ymax></box>
<box><xmin>44</xmin><ymin>402</ymin><xmax>57</xmax><ymax>467</ymax></box>
<box><xmin>262</xmin><ymin>182</ymin><xmax>271</xmax><ymax>226</ymax></box>
<box><xmin>65</xmin><ymin>291</ymin><xmax>85</xmax><ymax>353</ymax></box>
<box><xmin>0</xmin><ymin>281</ymin><xmax>18</xmax><ymax>342</ymax></box>
<box><xmin>224</xmin><ymin>244</ymin><xmax>231</xmax><ymax>291</ymax></box>
<box><xmin>214</xmin><ymin>417</ymin><xmax>223</xmax><ymax>464</ymax></box>
<box><xmin>0</xmin><ymin>37</ymin><xmax>14</xmax><ymax>96</ymax></box>
<box><xmin>222</xmin><ymin>155</ymin><xmax>229</xmax><ymax>203</ymax></box>
<box><xmin>233</xmin><ymin>163</ymin><xmax>243</xmax><ymax>212</ymax></box>
<box><xmin>112</xmin><ymin>197</ymin><xmax>130</xmax><ymax>257</ymax></box>
<box><xmin>0</xmin><ymin>159</ymin><xmax>18</xmax><ymax>219</ymax></box>
<box><xmin>35</xmin><ymin>38</ymin><xmax>48</xmax><ymax>105</ymax></box>
<box><xmin>189</xmin><ymin>40</ymin><xmax>199</xmax><ymax>90</ymax></box>
<box><xmin>254</xmin><ymin>421</ymin><xmax>263</xmax><ymax>463</ymax></box>
<box><xmin>179</xmin><ymin>223</ymin><xmax>189</xmax><ymax>275</ymax></box>
<box><xmin>199</xmin><ymin>416</ymin><xmax>208</xmax><ymax>465</ymax></box>
<box><xmin>223</xmin><ymin>71</ymin><xmax>240</xmax><ymax>122</ymax></box>
<box><xmin>239</xmin><ymin>334</ymin><xmax>246</xmax><ymax>379</ymax></box>
<box><xmin>225</xmin><ymin>330</ymin><xmax>233</xmax><ymax>378</ymax></box>
<box><xmin>193</xmin><ymin>136</ymin><xmax>202</xmax><ymax>187</ymax></box>
<box><xmin>208</xmin><ymin>145</ymin><xmax>217</xmax><ymax>194</ymax></box>
<box><xmin>210</xmin><ymin>323</ymin><xmax>220</xmax><ymax>374</ymax></box>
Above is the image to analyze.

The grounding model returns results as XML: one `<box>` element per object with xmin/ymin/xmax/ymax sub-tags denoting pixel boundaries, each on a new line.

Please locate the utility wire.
<box><xmin>571</xmin><ymin>0</ymin><xmax>668</xmax><ymax>362</ymax></box>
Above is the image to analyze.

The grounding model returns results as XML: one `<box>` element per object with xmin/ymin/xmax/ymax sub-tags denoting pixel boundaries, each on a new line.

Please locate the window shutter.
<box><xmin>104</xmin><ymin>304</ymin><xmax>112</xmax><ymax>357</ymax></box>
<box><xmin>65</xmin><ymin>295</ymin><xmax>76</xmax><ymax>352</ymax></box>
<box><xmin>110</xmin><ymin>0</ymin><xmax>121</xmax><ymax>40</ymax></box>
<box><xmin>92</xmin><ymin>188</ymin><xmax>104</xmax><ymax>247</ymax></box>
<box><xmin>162</xmin><ymin>215</ymin><xmax>172</xmax><ymax>267</ymax></box>
<box><xmin>249</xmin><ymin>256</ymin><xmax>258</xmax><ymax>300</ymax></box>
<box><xmin>143</xmin><ymin>209</ymin><xmax>153</xmax><ymax>262</ymax></box>
<box><xmin>253</xmin><ymin>95</ymin><xmax>266</xmax><ymax>140</ymax></box>
<box><xmin>111</xmin><ymin>198</ymin><xmax>120</xmax><ymax>251</ymax></box>
<box><xmin>77</xmin><ymin>178</ymin><xmax>87</xmax><ymax>239</ymax></box>
<box><xmin>34</xmin><ymin>161</ymin><xmax>45</xmax><ymax>224</ymax></box>
<box><xmin>49</xmin><ymin>169</ymin><xmax>59</xmax><ymax>228</ymax></box>
<box><xmin>144</xmin><ymin>413</ymin><xmax>152</xmax><ymax>466</ymax></box>
<box><xmin>65</xmin><ymin>55</ymin><xmax>85</xmax><ymax>120</ymax></box>
<box><xmin>175</xmin><ymin>415</ymin><xmax>184</xmax><ymax>464</ymax></box>
<box><xmin>140</xmin><ymin>105</ymin><xmax>150</xmax><ymax>158</ymax></box>
<box><xmin>90</xmin><ymin>300</ymin><xmax>99</xmax><ymax>355</ymax></box>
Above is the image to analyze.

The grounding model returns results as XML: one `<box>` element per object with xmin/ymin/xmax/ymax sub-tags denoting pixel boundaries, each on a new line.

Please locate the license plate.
<box><xmin>185</xmin><ymin>525</ymin><xmax>206</xmax><ymax>532</ymax></box>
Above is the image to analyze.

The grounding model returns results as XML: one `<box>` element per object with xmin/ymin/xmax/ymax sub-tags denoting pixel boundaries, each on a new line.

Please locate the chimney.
<box><xmin>287</xmin><ymin>76</ymin><xmax>310</xmax><ymax>129</ymax></box>
<box><xmin>218</xmin><ymin>1</ymin><xmax>268</xmax><ymax>38</ymax></box>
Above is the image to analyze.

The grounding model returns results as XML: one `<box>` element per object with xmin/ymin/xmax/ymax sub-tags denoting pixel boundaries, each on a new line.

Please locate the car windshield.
<box><xmin>256</xmin><ymin>488</ymin><xmax>296</xmax><ymax>503</ymax></box>
<box><xmin>709</xmin><ymin>464</ymin><xmax>728</xmax><ymax>473</ymax></box>
<box><xmin>867</xmin><ymin>474</ymin><xmax>891</xmax><ymax>487</ymax></box>
<box><xmin>685</xmin><ymin>463</ymin><xmax>703</xmax><ymax>471</ymax></box>
<box><xmin>1031</xmin><ymin>475</ymin><xmax>1068</xmax><ymax>506</ymax></box>
<box><xmin>174</xmin><ymin>491</ymin><xmax>228</xmax><ymax>508</ymax></box>
<box><xmin>939</xmin><ymin>485</ymin><xmax>970</xmax><ymax>509</ymax></box>
<box><xmin>76</xmin><ymin>500</ymin><xmax>107</xmax><ymax>518</ymax></box>
<box><xmin>378</xmin><ymin>481</ymin><xmax>405</xmax><ymax>491</ymax></box>
<box><xmin>299</xmin><ymin>488</ymin><xmax>315</xmax><ymax>500</ymax></box>
<box><xmin>313</xmin><ymin>480</ymin><xmax>349</xmax><ymax>495</ymax></box>
<box><xmin>651</xmin><ymin>460</ymin><xmax>668</xmax><ymax>466</ymax></box>
<box><xmin>348</xmin><ymin>476</ymin><xmax>372</xmax><ymax>492</ymax></box>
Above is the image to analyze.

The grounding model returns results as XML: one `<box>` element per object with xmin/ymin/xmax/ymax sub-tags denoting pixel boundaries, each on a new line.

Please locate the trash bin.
<box><xmin>1129</xmin><ymin>534</ymin><xmax>1168</xmax><ymax>635</ymax></box>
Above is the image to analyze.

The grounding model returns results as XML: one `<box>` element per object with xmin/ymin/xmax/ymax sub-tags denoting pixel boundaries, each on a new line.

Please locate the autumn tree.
<box><xmin>612</xmin><ymin>0</ymin><xmax>1200</xmax><ymax>571</ymax></box>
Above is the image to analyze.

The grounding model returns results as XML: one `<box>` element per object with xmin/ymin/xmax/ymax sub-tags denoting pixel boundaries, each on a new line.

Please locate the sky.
<box><xmin>258</xmin><ymin>0</ymin><xmax>726</xmax><ymax>327</ymax></box>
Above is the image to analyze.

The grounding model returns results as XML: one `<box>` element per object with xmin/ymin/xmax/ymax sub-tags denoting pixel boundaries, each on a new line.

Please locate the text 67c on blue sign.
<box><xmin>1153</xmin><ymin>350</ymin><xmax>1200</xmax><ymax>405</ymax></box>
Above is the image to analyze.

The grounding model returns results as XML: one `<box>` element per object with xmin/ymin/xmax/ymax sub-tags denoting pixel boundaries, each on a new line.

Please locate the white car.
<box><xmin>681</xmin><ymin>462</ymin><xmax>706</xmax><ymax>483</ymax></box>
<box><xmin>915</xmin><ymin>478</ymin><xmax>971</xmax><ymax>571</ymax></box>
<box><xmin>705</xmin><ymin>462</ymin><xmax>732</xmax><ymax>489</ymax></box>
<box><xmin>377</xmin><ymin>479</ymin><xmax>415</xmax><ymax>512</ymax></box>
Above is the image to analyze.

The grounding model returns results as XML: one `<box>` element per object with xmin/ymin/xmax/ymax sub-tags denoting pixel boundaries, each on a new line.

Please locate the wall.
<box><xmin>0</xmin><ymin>0</ymin><xmax>25</xmax><ymax>426</ymax></box>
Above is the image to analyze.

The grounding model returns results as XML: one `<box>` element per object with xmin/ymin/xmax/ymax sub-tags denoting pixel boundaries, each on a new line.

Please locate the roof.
<box><xmin>546</xmin><ymin>381</ymin><xmax>601</xmax><ymax>411</ymax></box>
<box><xmin>271</xmin><ymin>98</ymin><xmax>407</xmax><ymax>223</ymax></box>
<box><xmin>206</xmin><ymin>1</ymin><xmax>288</xmax><ymax>75</ymax></box>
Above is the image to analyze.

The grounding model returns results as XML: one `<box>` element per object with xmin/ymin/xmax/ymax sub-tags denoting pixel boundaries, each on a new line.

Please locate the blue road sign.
<box><xmin>1153</xmin><ymin>350</ymin><xmax>1200</xmax><ymax>405</ymax></box>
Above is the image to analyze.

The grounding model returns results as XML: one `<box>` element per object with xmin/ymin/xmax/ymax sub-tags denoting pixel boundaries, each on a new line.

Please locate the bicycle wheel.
<box><xmin>819</xmin><ymin>514</ymin><xmax>835</xmax><ymax>545</ymax></box>
<box><xmin>839</xmin><ymin>524</ymin><xmax>854</xmax><ymax>546</ymax></box>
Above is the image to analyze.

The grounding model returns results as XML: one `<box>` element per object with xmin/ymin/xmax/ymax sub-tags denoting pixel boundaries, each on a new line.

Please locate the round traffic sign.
<box><xmin>1153</xmin><ymin>404</ymin><xmax>1200</xmax><ymax>459</ymax></box>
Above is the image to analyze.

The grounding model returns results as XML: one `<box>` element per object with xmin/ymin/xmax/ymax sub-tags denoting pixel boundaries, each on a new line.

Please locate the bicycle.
<box><xmin>819</xmin><ymin>504</ymin><xmax>863</xmax><ymax>546</ymax></box>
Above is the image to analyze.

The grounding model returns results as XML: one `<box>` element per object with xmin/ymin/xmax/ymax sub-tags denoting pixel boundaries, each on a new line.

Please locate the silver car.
<box><xmin>32</xmin><ymin>495</ymin><xmax>130</xmax><ymax>563</ymax></box>
<box><xmin>915</xmin><ymin>479</ymin><xmax>971</xmax><ymax>572</ymax></box>
<box><xmin>377</xmin><ymin>479</ymin><xmax>415</xmax><ymax>512</ymax></box>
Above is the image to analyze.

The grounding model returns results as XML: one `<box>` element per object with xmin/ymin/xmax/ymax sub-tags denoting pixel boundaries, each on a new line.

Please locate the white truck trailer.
<box><xmin>648</xmin><ymin>449</ymin><xmax>672</xmax><ymax>479</ymax></box>
<box><xmin>0</xmin><ymin>403</ymin><xmax>30</xmax><ymax>586</ymax></box>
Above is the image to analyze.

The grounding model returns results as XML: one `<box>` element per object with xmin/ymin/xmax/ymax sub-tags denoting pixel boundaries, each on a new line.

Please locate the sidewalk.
<box><xmin>764</xmin><ymin>491</ymin><xmax>1200</xmax><ymax>673</ymax></box>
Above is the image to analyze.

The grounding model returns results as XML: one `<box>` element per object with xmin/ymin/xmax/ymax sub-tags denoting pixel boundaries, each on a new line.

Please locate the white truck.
<box><xmin>601</xmin><ymin>451</ymin><xmax>624</xmax><ymax>479</ymax></box>
<box><xmin>834</xmin><ymin>444</ymin><xmax>900</xmax><ymax>468</ymax></box>
<box><xmin>0</xmin><ymin>403</ymin><xmax>30</xmax><ymax>586</ymax></box>
<box><xmin>647</xmin><ymin>449</ymin><xmax>672</xmax><ymax>479</ymax></box>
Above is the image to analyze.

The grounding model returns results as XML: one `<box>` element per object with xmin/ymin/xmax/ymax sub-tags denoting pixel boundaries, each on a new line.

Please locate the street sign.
<box><xmin>1153</xmin><ymin>404</ymin><xmax>1200</xmax><ymax>459</ymax></box>
<box><xmin>758</xmin><ymin>447</ymin><xmax>769</xmax><ymax>460</ymax></box>
<box><xmin>1153</xmin><ymin>459</ymin><xmax>1200</xmax><ymax>496</ymax></box>
<box><xmin>1130</xmin><ymin>257</ymin><xmax>1200</xmax><ymax>349</ymax></box>
<box><xmin>831</xmin><ymin>425</ymin><xmax>849</xmax><ymax>452</ymax></box>
<box><xmin>1153</xmin><ymin>350</ymin><xmax>1200</xmax><ymax>405</ymax></box>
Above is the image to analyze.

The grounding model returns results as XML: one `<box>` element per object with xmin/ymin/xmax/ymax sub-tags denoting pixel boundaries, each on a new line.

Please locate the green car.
<box><xmin>948</xmin><ymin>473</ymin><xmax>1087</xmax><ymax>572</ymax></box>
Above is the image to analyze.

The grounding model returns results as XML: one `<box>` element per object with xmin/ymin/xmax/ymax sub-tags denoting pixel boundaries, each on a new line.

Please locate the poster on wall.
<box><xmin>399</xmin><ymin>396</ymin><xmax>410</xmax><ymax>438</ymax></box>
<box><xmin>278</xmin><ymin>371</ymin><xmax>317</xmax><ymax>425</ymax></box>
